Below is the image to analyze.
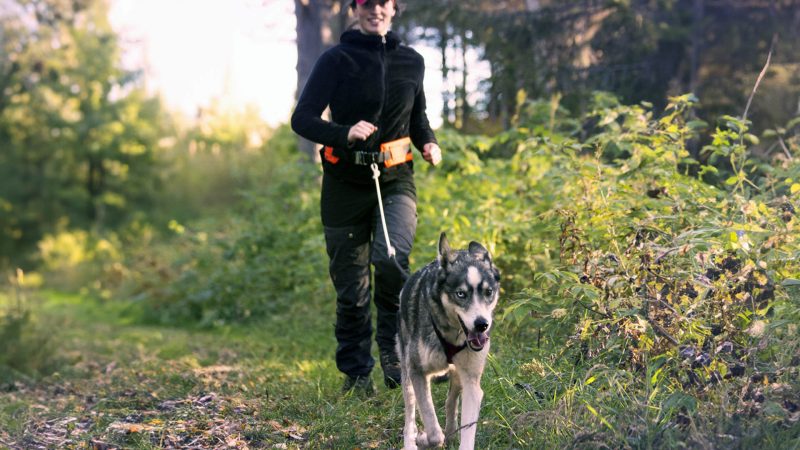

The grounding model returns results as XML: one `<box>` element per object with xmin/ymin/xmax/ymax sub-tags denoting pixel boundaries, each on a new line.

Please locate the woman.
<box><xmin>291</xmin><ymin>0</ymin><xmax>441</xmax><ymax>394</ymax></box>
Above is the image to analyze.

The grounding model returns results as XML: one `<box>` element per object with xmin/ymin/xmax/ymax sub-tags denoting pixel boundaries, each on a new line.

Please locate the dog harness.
<box><xmin>431</xmin><ymin>316</ymin><xmax>467</xmax><ymax>363</ymax></box>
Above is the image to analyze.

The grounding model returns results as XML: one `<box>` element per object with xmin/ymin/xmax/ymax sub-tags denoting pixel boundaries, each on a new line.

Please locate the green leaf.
<box><xmin>650</xmin><ymin>367</ymin><xmax>663</xmax><ymax>385</ymax></box>
<box><xmin>662</xmin><ymin>392</ymin><xmax>697</xmax><ymax>412</ymax></box>
<box><xmin>584</xmin><ymin>403</ymin><xmax>615</xmax><ymax>431</ymax></box>
<box><xmin>687</xmin><ymin>120</ymin><xmax>708</xmax><ymax>130</ymax></box>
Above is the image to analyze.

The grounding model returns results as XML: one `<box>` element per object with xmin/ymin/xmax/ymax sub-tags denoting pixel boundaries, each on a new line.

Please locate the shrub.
<box><xmin>400</xmin><ymin>94</ymin><xmax>800</xmax><ymax>446</ymax></box>
<box><xmin>0</xmin><ymin>273</ymin><xmax>59</xmax><ymax>385</ymax></box>
<box><xmin>491</xmin><ymin>95</ymin><xmax>800</xmax><ymax>446</ymax></box>
<box><xmin>114</xmin><ymin>125</ymin><xmax>329</xmax><ymax>326</ymax></box>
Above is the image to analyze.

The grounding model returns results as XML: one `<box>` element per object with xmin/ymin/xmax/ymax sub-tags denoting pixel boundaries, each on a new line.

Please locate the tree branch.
<box><xmin>742</xmin><ymin>33</ymin><xmax>777</xmax><ymax>124</ymax></box>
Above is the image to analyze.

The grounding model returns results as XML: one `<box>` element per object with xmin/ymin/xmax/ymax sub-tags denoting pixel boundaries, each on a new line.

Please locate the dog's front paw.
<box><xmin>416</xmin><ymin>429</ymin><xmax>445</xmax><ymax>448</ymax></box>
<box><xmin>402</xmin><ymin>424</ymin><xmax>419</xmax><ymax>450</ymax></box>
<box><xmin>415</xmin><ymin>431</ymin><xmax>428</xmax><ymax>448</ymax></box>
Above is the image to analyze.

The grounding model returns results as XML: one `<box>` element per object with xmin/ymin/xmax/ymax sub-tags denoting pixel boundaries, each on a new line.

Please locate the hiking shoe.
<box><xmin>383</xmin><ymin>366</ymin><xmax>401</xmax><ymax>389</ymax></box>
<box><xmin>380</xmin><ymin>353</ymin><xmax>401</xmax><ymax>389</ymax></box>
<box><xmin>342</xmin><ymin>375</ymin><xmax>375</xmax><ymax>396</ymax></box>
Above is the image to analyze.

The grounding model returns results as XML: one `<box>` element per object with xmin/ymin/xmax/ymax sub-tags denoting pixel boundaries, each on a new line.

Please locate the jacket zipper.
<box><xmin>375</xmin><ymin>35</ymin><xmax>387</xmax><ymax>152</ymax></box>
<box><xmin>364</xmin><ymin>35</ymin><xmax>388</xmax><ymax>155</ymax></box>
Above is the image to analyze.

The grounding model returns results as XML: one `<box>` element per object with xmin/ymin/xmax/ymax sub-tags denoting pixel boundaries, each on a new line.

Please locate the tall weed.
<box><xmin>0</xmin><ymin>271</ymin><xmax>59</xmax><ymax>385</ymax></box>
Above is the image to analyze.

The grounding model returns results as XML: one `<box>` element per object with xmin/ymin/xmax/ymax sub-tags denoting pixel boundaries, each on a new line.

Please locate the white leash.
<box><xmin>370</xmin><ymin>163</ymin><xmax>396</xmax><ymax>258</ymax></box>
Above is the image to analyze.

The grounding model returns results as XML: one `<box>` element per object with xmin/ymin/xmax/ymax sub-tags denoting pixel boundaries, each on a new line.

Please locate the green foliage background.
<box><xmin>9</xmin><ymin>90</ymin><xmax>796</xmax><ymax>447</ymax></box>
<box><xmin>2</xmin><ymin>1</ymin><xmax>800</xmax><ymax>447</ymax></box>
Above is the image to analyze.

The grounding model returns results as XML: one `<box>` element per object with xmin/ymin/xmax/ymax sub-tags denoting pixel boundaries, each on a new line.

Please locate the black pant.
<box><xmin>323</xmin><ymin>194</ymin><xmax>417</xmax><ymax>378</ymax></box>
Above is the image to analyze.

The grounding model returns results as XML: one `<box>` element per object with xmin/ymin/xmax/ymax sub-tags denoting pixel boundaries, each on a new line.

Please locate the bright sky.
<box><xmin>108</xmin><ymin>0</ymin><xmax>445</xmax><ymax>128</ymax></box>
<box><xmin>109</xmin><ymin>0</ymin><xmax>298</xmax><ymax>126</ymax></box>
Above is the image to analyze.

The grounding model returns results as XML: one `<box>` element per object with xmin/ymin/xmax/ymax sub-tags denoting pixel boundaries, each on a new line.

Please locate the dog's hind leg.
<box><xmin>411</xmin><ymin>374</ymin><xmax>445</xmax><ymax>448</ymax></box>
<box><xmin>443</xmin><ymin>368</ymin><xmax>461</xmax><ymax>444</ymax></box>
<box><xmin>457</xmin><ymin>373</ymin><xmax>483</xmax><ymax>450</ymax></box>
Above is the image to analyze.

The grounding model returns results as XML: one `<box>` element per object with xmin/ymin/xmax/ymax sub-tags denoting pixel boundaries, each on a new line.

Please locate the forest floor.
<box><xmin>0</xmin><ymin>290</ymin><xmax>532</xmax><ymax>449</ymax></box>
<box><xmin>3</xmin><ymin>289</ymin><xmax>797</xmax><ymax>449</ymax></box>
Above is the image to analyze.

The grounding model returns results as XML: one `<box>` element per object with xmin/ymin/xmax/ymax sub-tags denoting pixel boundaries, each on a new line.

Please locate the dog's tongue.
<box><xmin>468</xmin><ymin>332</ymin><xmax>489</xmax><ymax>349</ymax></box>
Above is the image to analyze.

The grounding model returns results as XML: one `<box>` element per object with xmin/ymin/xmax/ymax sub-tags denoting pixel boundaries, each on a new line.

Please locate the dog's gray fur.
<box><xmin>397</xmin><ymin>232</ymin><xmax>500</xmax><ymax>449</ymax></box>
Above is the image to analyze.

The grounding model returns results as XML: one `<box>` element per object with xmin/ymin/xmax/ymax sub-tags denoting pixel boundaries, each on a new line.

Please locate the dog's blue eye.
<box><xmin>455</xmin><ymin>290</ymin><xmax>466</xmax><ymax>299</ymax></box>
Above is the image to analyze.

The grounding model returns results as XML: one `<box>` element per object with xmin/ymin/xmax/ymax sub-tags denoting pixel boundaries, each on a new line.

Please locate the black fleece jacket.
<box><xmin>291</xmin><ymin>29</ymin><xmax>437</xmax><ymax>185</ymax></box>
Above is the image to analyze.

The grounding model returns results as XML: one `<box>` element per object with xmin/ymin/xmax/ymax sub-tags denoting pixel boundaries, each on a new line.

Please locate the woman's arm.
<box><xmin>291</xmin><ymin>50</ymin><xmax>352</xmax><ymax>149</ymax></box>
<box><xmin>409</xmin><ymin>61</ymin><xmax>439</xmax><ymax>165</ymax></box>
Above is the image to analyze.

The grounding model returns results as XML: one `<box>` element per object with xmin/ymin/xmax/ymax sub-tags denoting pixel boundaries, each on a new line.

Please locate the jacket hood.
<box><xmin>340</xmin><ymin>29</ymin><xmax>401</xmax><ymax>50</ymax></box>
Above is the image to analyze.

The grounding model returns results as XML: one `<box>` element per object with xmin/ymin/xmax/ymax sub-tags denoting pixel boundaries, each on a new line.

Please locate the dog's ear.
<box><xmin>437</xmin><ymin>232</ymin><xmax>452</xmax><ymax>284</ymax></box>
<box><xmin>469</xmin><ymin>241</ymin><xmax>500</xmax><ymax>282</ymax></box>
<box><xmin>468</xmin><ymin>241</ymin><xmax>491</xmax><ymax>263</ymax></box>
<box><xmin>438</xmin><ymin>232</ymin><xmax>453</xmax><ymax>266</ymax></box>
<box><xmin>492</xmin><ymin>265</ymin><xmax>501</xmax><ymax>282</ymax></box>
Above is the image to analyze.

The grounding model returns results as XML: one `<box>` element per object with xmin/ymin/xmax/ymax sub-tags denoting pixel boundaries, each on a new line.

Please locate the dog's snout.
<box><xmin>474</xmin><ymin>317</ymin><xmax>489</xmax><ymax>333</ymax></box>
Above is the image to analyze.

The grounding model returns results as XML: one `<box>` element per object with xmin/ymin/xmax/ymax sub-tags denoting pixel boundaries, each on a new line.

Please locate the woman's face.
<box><xmin>355</xmin><ymin>0</ymin><xmax>395</xmax><ymax>36</ymax></box>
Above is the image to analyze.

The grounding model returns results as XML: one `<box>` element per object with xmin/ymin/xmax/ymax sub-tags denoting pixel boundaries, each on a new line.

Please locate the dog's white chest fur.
<box><xmin>416</xmin><ymin>340</ymin><xmax>448</xmax><ymax>373</ymax></box>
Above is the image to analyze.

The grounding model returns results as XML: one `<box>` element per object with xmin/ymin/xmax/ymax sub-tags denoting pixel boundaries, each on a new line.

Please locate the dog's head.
<box><xmin>436</xmin><ymin>232</ymin><xmax>501</xmax><ymax>352</ymax></box>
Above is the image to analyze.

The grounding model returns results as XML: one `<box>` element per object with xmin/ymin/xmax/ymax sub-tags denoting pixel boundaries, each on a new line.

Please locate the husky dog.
<box><xmin>397</xmin><ymin>232</ymin><xmax>500</xmax><ymax>450</ymax></box>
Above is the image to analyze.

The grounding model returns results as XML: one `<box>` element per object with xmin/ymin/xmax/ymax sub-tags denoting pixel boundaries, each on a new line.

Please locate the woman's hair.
<box><xmin>349</xmin><ymin>0</ymin><xmax>402</xmax><ymax>13</ymax></box>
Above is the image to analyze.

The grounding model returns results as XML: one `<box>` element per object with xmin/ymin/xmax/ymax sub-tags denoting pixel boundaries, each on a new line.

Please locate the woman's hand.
<box><xmin>422</xmin><ymin>142</ymin><xmax>442</xmax><ymax>166</ymax></box>
<box><xmin>347</xmin><ymin>121</ymin><xmax>378</xmax><ymax>144</ymax></box>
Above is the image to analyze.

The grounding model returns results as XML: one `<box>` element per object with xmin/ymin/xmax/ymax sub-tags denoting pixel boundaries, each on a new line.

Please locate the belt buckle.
<box><xmin>354</xmin><ymin>151</ymin><xmax>379</xmax><ymax>165</ymax></box>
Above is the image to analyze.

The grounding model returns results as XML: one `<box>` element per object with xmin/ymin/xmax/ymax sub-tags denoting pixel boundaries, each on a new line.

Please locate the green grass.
<box><xmin>0</xmin><ymin>290</ymin><xmax>527</xmax><ymax>448</ymax></box>
<box><xmin>2</xmin><ymin>288</ymin><xmax>799</xmax><ymax>449</ymax></box>
<box><xmin>0</xmin><ymin>286</ymin><xmax>562</xmax><ymax>448</ymax></box>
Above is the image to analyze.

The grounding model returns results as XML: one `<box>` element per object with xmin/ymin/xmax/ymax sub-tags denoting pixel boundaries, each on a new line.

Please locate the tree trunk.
<box><xmin>689</xmin><ymin>0</ymin><xmax>703</xmax><ymax>96</ymax></box>
<box><xmin>87</xmin><ymin>156</ymin><xmax>100</xmax><ymax>223</ymax></box>
<box><xmin>687</xmin><ymin>0</ymin><xmax>704</xmax><ymax>160</ymax></box>
<box><xmin>294</xmin><ymin>0</ymin><xmax>348</xmax><ymax>163</ymax></box>
<box><xmin>294</xmin><ymin>0</ymin><xmax>324</xmax><ymax>162</ymax></box>
<box><xmin>0</xmin><ymin>62</ymin><xmax>20</xmax><ymax>117</ymax></box>
<box><xmin>439</xmin><ymin>30</ymin><xmax>451</xmax><ymax>127</ymax></box>
<box><xmin>456</xmin><ymin>30</ymin><xmax>470</xmax><ymax>130</ymax></box>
